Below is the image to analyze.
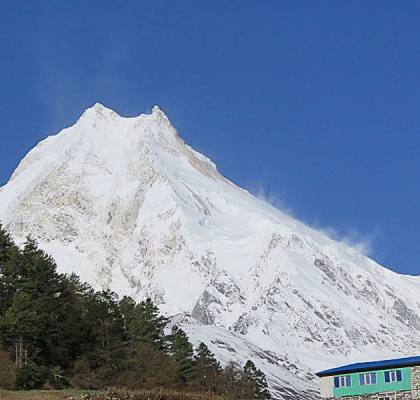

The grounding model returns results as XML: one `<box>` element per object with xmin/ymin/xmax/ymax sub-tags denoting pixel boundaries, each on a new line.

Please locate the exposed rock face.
<box><xmin>1</xmin><ymin>104</ymin><xmax>419</xmax><ymax>399</ymax></box>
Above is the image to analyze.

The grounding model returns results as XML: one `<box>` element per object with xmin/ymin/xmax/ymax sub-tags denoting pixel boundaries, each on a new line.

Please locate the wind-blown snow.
<box><xmin>1</xmin><ymin>103</ymin><xmax>419</xmax><ymax>399</ymax></box>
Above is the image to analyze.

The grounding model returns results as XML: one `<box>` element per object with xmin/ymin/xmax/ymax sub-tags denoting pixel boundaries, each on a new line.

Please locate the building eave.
<box><xmin>316</xmin><ymin>356</ymin><xmax>420</xmax><ymax>377</ymax></box>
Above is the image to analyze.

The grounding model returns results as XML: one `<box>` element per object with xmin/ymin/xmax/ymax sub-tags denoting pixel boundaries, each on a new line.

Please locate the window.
<box><xmin>384</xmin><ymin>370</ymin><xmax>402</xmax><ymax>383</ymax></box>
<box><xmin>360</xmin><ymin>372</ymin><xmax>377</xmax><ymax>385</ymax></box>
<box><xmin>334</xmin><ymin>375</ymin><xmax>352</xmax><ymax>388</ymax></box>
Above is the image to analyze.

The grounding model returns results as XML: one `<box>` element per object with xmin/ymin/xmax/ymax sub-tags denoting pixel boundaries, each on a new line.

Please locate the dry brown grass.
<box><xmin>75</xmin><ymin>388</ymin><xmax>226</xmax><ymax>400</ymax></box>
<box><xmin>0</xmin><ymin>389</ymin><xmax>227</xmax><ymax>400</ymax></box>
<box><xmin>0</xmin><ymin>389</ymin><xmax>95</xmax><ymax>400</ymax></box>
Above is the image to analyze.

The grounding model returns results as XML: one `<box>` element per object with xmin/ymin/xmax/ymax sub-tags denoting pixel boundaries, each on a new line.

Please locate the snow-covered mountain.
<box><xmin>0</xmin><ymin>104</ymin><xmax>419</xmax><ymax>399</ymax></box>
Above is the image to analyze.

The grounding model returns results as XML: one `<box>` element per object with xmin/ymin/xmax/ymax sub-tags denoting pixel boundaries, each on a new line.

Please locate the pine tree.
<box><xmin>125</xmin><ymin>298</ymin><xmax>169</xmax><ymax>350</ymax></box>
<box><xmin>168</xmin><ymin>325</ymin><xmax>194</xmax><ymax>386</ymax></box>
<box><xmin>0</xmin><ymin>237</ymin><xmax>77</xmax><ymax>387</ymax></box>
<box><xmin>192</xmin><ymin>342</ymin><xmax>222</xmax><ymax>392</ymax></box>
<box><xmin>48</xmin><ymin>277</ymin><xmax>92</xmax><ymax>369</ymax></box>
<box><xmin>65</xmin><ymin>274</ymin><xmax>99</xmax><ymax>356</ymax></box>
<box><xmin>19</xmin><ymin>238</ymin><xmax>67</xmax><ymax>367</ymax></box>
<box><xmin>0</xmin><ymin>223</ymin><xmax>14</xmax><ymax>267</ymax></box>
<box><xmin>91</xmin><ymin>290</ymin><xmax>125</xmax><ymax>350</ymax></box>
<box><xmin>2</xmin><ymin>290</ymin><xmax>40</xmax><ymax>369</ymax></box>
<box><xmin>70</xmin><ymin>290</ymin><xmax>126</xmax><ymax>389</ymax></box>
<box><xmin>119</xmin><ymin>295</ymin><xmax>136</xmax><ymax>333</ymax></box>
<box><xmin>243</xmin><ymin>360</ymin><xmax>271</xmax><ymax>399</ymax></box>
<box><xmin>1</xmin><ymin>238</ymin><xmax>53</xmax><ymax>367</ymax></box>
<box><xmin>0</xmin><ymin>224</ymin><xmax>23</xmax><ymax>316</ymax></box>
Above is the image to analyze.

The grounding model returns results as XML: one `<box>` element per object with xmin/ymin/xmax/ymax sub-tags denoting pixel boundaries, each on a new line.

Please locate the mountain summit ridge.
<box><xmin>0</xmin><ymin>105</ymin><xmax>419</xmax><ymax>399</ymax></box>
<box><xmin>80</xmin><ymin>102</ymin><xmax>165</xmax><ymax>119</ymax></box>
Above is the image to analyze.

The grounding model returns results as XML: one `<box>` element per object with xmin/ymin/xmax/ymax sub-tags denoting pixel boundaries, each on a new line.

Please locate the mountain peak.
<box><xmin>79</xmin><ymin>102</ymin><xmax>120</xmax><ymax>122</ymax></box>
<box><xmin>79</xmin><ymin>103</ymin><xmax>171</xmax><ymax>125</ymax></box>
<box><xmin>150</xmin><ymin>104</ymin><xmax>172</xmax><ymax>125</ymax></box>
<box><xmin>1</xmin><ymin>104</ymin><xmax>419</xmax><ymax>400</ymax></box>
<box><xmin>92</xmin><ymin>102</ymin><xmax>111</xmax><ymax>111</ymax></box>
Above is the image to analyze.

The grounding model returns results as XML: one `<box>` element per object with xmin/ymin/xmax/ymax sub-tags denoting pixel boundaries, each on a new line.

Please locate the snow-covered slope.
<box><xmin>1</xmin><ymin>104</ymin><xmax>419</xmax><ymax>399</ymax></box>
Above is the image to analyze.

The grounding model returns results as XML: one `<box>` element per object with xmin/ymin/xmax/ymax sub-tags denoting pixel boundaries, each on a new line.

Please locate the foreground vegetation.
<box><xmin>0</xmin><ymin>388</ymin><xmax>226</xmax><ymax>400</ymax></box>
<box><xmin>0</xmin><ymin>389</ymin><xmax>95</xmax><ymax>399</ymax></box>
<box><xmin>0</xmin><ymin>224</ymin><xmax>270</xmax><ymax>399</ymax></box>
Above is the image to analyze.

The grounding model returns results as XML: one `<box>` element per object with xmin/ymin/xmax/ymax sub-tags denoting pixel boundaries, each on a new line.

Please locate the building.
<box><xmin>316</xmin><ymin>356</ymin><xmax>420</xmax><ymax>400</ymax></box>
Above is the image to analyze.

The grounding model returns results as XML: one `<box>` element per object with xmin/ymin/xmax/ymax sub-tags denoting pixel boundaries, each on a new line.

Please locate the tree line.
<box><xmin>0</xmin><ymin>224</ymin><xmax>271</xmax><ymax>399</ymax></box>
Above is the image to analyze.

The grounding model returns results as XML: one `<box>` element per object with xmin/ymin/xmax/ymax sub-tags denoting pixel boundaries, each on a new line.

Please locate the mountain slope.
<box><xmin>1</xmin><ymin>104</ymin><xmax>419</xmax><ymax>399</ymax></box>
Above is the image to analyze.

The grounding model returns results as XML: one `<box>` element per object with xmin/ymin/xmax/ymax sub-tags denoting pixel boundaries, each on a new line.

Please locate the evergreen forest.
<box><xmin>0</xmin><ymin>224</ymin><xmax>270</xmax><ymax>399</ymax></box>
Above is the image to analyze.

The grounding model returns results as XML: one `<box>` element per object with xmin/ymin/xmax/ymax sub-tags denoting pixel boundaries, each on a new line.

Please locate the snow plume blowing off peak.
<box><xmin>0</xmin><ymin>104</ymin><xmax>419</xmax><ymax>399</ymax></box>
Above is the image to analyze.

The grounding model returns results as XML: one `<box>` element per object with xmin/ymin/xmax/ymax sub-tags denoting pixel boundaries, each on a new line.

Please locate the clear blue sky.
<box><xmin>0</xmin><ymin>1</ymin><xmax>419</xmax><ymax>275</ymax></box>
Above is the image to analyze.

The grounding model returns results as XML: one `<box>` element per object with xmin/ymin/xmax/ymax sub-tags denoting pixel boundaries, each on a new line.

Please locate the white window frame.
<box><xmin>388</xmin><ymin>370</ymin><xmax>400</xmax><ymax>382</ymax></box>
<box><xmin>339</xmin><ymin>375</ymin><xmax>351</xmax><ymax>387</ymax></box>
<box><xmin>360</xmin><ymin>372</ymin><xmax>377</xmax><ymax>385</ymax></box>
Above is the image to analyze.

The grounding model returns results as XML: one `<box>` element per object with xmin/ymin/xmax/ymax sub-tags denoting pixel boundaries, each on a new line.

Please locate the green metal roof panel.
<box><xmin>316</xmin><ymin>356</ymin><xmax>420</xmax><ymax>377</ymax></box>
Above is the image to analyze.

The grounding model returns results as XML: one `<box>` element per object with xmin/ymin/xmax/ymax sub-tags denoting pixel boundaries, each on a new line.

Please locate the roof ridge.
<box><xmin>316</xmin><ymin>355</ymin><xmax>420</xmax><ymax>377</ymax></box>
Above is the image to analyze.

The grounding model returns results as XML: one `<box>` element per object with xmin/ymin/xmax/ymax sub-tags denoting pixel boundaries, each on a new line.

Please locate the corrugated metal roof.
<box><xmin>316</xmin><ymin>356</ymin><xmax>420</xmax><ymax>377</ymax></box>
